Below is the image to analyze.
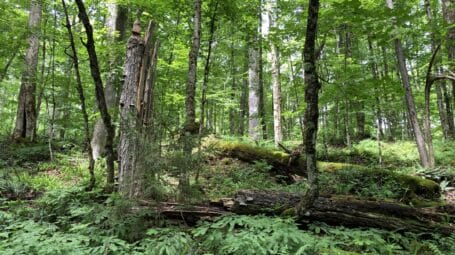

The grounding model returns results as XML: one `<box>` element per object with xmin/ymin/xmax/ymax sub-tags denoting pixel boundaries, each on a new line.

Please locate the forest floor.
<box><xmin>0</xmin><ymin>138</ymin><xmax>454</xmax><ymax>254</ymax></box>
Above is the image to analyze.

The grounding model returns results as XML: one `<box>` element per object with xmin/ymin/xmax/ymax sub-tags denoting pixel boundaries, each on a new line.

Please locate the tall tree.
<box><xmin>91</xmin><ymin>3</ymin><xmax>128</xmax><ymax>159</ymax></box>
<box><xmin>75</xmin><ymin>0</ymin><xmax>117</xmax><ymax>192</ymax></box>
<box><xmin>442</xmin><ymin>0</ymin><xmax>455</xmax><ymax>138</ymax></box>
<box><xmin>185</xmin><ymin>0</ymin><xmax>202</xmax><ymax>134</ymax></box>
<box><xmin>13</xmin><ymin>0</ymin><xmax>42</xmax><ymax>141</ymax></box>
<box><xmin>248</xmin><ymin>37</ymin><xmax>261</xmax><ymax>141</ymax></box>
<box><xmin>297</xmin><ymin>0</ymin><xmax>321</xmax><ymax>214</ymax></box>
<box><xmin>268</xmin><ymin>0</ymin><xmax>283</xmax><ymax>146</ymax></box>
<box><xmin>386</xmin><ymin>0</ymin><xmax>431</xmax><ymax>168</ymax></box>
<box><xmin>200</xmin><ymin>0</ymin><xmax>219</xmax><ymax>133</ymax></box>
<box><xmin>61</xmin><ymin>0</ymin><xmax>95</xmax><ymax>190</ymax></box>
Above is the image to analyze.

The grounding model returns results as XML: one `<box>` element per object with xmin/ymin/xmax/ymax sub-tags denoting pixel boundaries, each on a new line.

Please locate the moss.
<box><xmin>280</xmin><ymin>207</ymin><xmax>297</xmax><ymax>217</ymax></box>
<box><xmin>212</xmin><ymin>140</ymin><xmax>441</xmax><ymax>200</ymax></box>
<box><xmin>409</xmin><ymin>198</ymin><xmax>445</xmax><ymax>208</ymax></box>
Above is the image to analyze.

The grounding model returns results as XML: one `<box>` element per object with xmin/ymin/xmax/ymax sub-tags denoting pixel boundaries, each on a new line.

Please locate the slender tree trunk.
<box><xmin>248</xmin><ymin>40</ymin><xmax>261</xmax><ymax>141</ymax></box>
<box><xmin>181</xmin><ymin>0</ymin><xmax>202</xmax><ymax>196</ymax></box>
<box><xmin>184</xmin><ymin>0</ymin><xmax>202</xmax><ymax>134</ymax></box>
<box><xmin>62</xmin><ymin>0</ymin><xmax>96</xmax><ymax>190</ymax></box>
<box><xmin>229</xmin><ymin>38</ymin><xmax>236</xmax><ymax>135</ymax></box>
<box><xmin>200</xmin><ymin>0</ymin><xmax>219</xmax><ymax>134</ymax></box>
<box><xmin>258</xmin><ymin>1</ymin><xmax>267</xmax><ymax>139</ymax></box>
<box><xmin>268</xmin><ymin>0</ymin><xmax>283</xmax><ymax>146</ymax></box>
<box><xmin>91</xmin><ymin>3</ymin><xmax>128</xmax><ymax>160</ymax></box>
<box><xmin>442</xmin><ymin>0</ymin><xmax>455</xmax><ymax>138</ymax></box>
<box><xmin>13</xmin><ymin>0</ymin><xmax>41</xmax><ymax>142</ymax></box>
<box><xmin>386</xmin><ymin>0</ymin><xmax>430</xmax><ymax>168</ymax></box>
<box><xmin>238</xmin><ymin>47</ymin><xmax>249</xmax><ymax>136</ymax></box>
<box><xmin>0</xmin><ymin>50</ymin><xmax>18</xmax><ymax>83</ymax></box>
<box><xmin>75</xmin><ymin>0</ymin><xmax>116</xmax><ymax>192</ymax></box>
<box><xmin>297</xmin><ymin>0</ymin><xmax>321</xmax><ymax>214</ymax></box>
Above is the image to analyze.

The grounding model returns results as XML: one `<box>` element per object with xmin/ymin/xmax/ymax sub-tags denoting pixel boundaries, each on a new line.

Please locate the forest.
<box><xmin>0</xmin><ymin>0</ymin><xmax>454</xmax><ymax>254</ymax></box>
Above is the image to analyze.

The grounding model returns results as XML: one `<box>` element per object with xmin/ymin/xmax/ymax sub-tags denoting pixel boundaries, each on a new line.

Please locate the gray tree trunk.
<box><xmin>386</xmin><ymin>0</ymin><xmax>430</xmax><ymax>168</ymax></box>
<box><xmin>184</xmin><ymin>0</ymin><xmax>202</xmax><ymax>133</ymax></box>
<box><xmin>248</xmin><ymin>42</ymin><xmax>261</xmax><ymax>141</ymax></box>
<box><xmin>13</xmin><ymin>0</ymin><xmax>41</xmax><ymax>141</ymax></box>
<box><xmin>268</xmin><ymin>0</ymin><xmax>283</xmax><ymax>146</ymax></box>
<box><xmin>442</xmin><ymin>0</ymin><xmax>455</xmax><ymax>138</ymax></box>
<box><xmin>91</xmin><ymin>3</ymin><xmax>128</xmax><ymax>159</ymax></box>
<box><xmin>119</xmin><ymin>21</ymin><xmax>144</xmax><ymax>197</ymax></box>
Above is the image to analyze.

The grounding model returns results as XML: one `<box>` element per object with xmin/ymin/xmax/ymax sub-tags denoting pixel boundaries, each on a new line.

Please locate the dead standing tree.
<box><xmin>119</xmin><ymin>21</ymin><xmax>158</xmax><ymax>198</ymax></box>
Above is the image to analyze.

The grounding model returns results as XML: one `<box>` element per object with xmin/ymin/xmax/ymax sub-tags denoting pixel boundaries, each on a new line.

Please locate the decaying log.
<box><xmin>212</xmin><ymin>141</ymin><xmax>305</xmax><ymax>176</ymax></box>
<box><xmin>230</xmin><ymin>190</ymin><xmax>455</xmax><ymax>235</ymax></box>
<box><xmin>211</xmin><ymin>141</ymin><xmax>441</xmax><ymax>199</ymax></box>
<box><xmin>141</xmin><ymin>190</ymin><xmax>454</xmax><ymax>234</ymax></box>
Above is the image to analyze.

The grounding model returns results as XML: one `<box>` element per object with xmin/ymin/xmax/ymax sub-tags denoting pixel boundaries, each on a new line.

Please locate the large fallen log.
<box><xmin>230</xmin><ymin>190</ymin><xmax>454</xmax><ymax>235</ymax></box>
<box><xmin>141</xmin><ymin>190</ymin><xmax>454</xmax><ymax>235</ymax></box>
<box><xmin>211</xmin><ymin>141</ymin><xmax>441</xmax><ymax>199</ymax></box>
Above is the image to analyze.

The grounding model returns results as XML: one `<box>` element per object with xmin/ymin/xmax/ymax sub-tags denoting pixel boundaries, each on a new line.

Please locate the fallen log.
<box><xmin>230</xmin><ymin>190</ymin><xmax>454</xmax><ymax>235</ymax></box>
<box><xmin>140</xmin><ymin>190</ymin><xmax>454</xmax><ymax>235</ymax></box>
<box><xmin>211</xmin><ymin>141</ymin><xmax>441</xmax><ymax>199</ymax></box>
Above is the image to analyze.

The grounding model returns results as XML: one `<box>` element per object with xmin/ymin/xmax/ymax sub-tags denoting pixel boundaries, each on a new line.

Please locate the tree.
<box><xmin>268</xmin><ymin>0</ymin><xmax>283</xmax><ymax>146</ymax></box>
<box><xmin>75</xmin><ymin>0</ymin><xmax>116</xmax><ymax>192</ymax></box>
<box><xmin>184</xmin><ymin>0</ymin><xmax>202</xmax><ymax>134</ymax></box>
<box><xmin>61</xmin><ymin>0</ymin><xmax>95</xmax><ymax>190</ymax></box>
<box><xmin>297</xmin><ymin>0</ymin><xmax>321</xmax><ymax>214</ymax></box>
<box><xmin>385</xmin><ymin>0</ymin><xmax>431</xmax><ymax>168</ymax></box>
<box><xmin>91</xmin><ymin>3</ymin><xmax>128</xmax><ymax>160</ymax></box>
<box><xmin>248</xmin><ymin>36</ymin><xmax>261</xmax><ymax>141</ymax></box>
<box><xmin>13</xmin><ymin>0</ymin><xmax>42</xmax><ymax>141</ymax></box>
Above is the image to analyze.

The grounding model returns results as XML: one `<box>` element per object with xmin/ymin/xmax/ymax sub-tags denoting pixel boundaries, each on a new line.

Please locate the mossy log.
<box><xmin>212</xmin><ymin>141</ymin><xmax>304</xmax><ymax>176</ymax></box>
<box><xmin>142</xmin><ymin>190</ymin><xmax>454</xmax><ymax>234</ymax></box>
<box><xmin>212</xmin><ymin>141</ymin><xmax>441</xmax><ymax>199</ymax></box>
<box><xmin>229</xmin><ymin>190</ymin><xmax>454</xmax><ymax>235</ymax></box>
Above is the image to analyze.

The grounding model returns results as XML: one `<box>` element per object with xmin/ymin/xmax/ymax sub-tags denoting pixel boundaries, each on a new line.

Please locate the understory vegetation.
<box><xmin>1</xmin><ymin>139</ymin><xmax>454</xmax><ymax>254</ymax></box>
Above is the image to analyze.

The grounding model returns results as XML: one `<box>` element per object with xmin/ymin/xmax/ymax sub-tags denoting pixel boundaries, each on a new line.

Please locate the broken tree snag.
<box><xmin>228</xmin><ymin>190</ymin><xmax>454</xmax><ymax>235</ymax></box>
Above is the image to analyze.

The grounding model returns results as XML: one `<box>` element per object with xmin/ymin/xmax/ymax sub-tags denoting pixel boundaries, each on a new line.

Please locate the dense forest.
<box><xmin>1</xmin><ymin>0</ymin><xmax>455</xmax><ymax>254</ymax></box>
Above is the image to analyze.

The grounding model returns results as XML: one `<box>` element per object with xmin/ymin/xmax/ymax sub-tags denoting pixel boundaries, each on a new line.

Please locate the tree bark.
<box><xmin>144</xmin><ymin>190</ymin><xmax>454</xmax><ymax>235</ymax></box>
<box><xmin>386</xmin><ymin>0</ymin><xmax>430</xmax><ymax>168</ymax></box>
<box><xmin>13</xmin><ymin>0</ymin><xmax>41</xmax><ymax>142</ymax></box>
<box><xmin>297</xmin><ymin>0</ymin><xmax>321</xmax><ymax>214</ymax></box>
<box><xmin>75</xmin><ymin>0</ymin><xmax>116</xmax><ymax>192</ymax></box>
<box><xmin>248</xmin><ymin>41</ymin><xmax>261</xmax><ymax>141</ymax></box>
<box><xmin>200</xmin><ymin>0</ymin><xmax>219</xmax><ymax>134</ymax></box>
<box><xmin>184</xmin><ymin>0</ymin><xmax>202</xmax><ymax>133</ymax></box>
<box><xmin>62</xmin><ymin>0</ymin><xmax>96</xmax><ymax>190</ymax></box>
<box><xmin>442</xmin><ymin>0</ymin><xmax>455</xmax><ymax>138</ymax></box>
<box><xmin>91</xmin><ymin>3</ymin><xmax>128</xmax><ymax>160</ymax></box>
<box><xmin>118</xmin><ymin>21</ymin><xmax>144</xmax><ymax>197</ymax></box>
<box><xmin>268</xmin><ymin>0</ymin><xmax>283</xmax><ymax>147</ymax></box>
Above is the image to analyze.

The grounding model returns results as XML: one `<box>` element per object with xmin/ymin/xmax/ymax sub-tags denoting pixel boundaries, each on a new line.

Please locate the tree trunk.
<box><xmin>297</xmin><ymin>0</ymin><xmax>321</xmax><ymax>214</ymax></box>
<box><xmin>200</xmin><ymin>0</ymin><xmax>219</xmax><ymax>134</ymax></box>
<box><xmin>258</xmin><ymin>0</ymin><xmax>267</xmax><ymax>140</ymax></box>
<box><xmin>268</xmin><ymin>0</ymin><xmax>283</xmax><ymax>147</ymax></box>
<box><xmin>238</xmin><ymin>47</ymin><xmax>249</xmax><ymax>136</ymax></box>
<box><xmin>91</xmin><ymin>3</ymin><xmax>128</xmax><ymax>160</ymax></box>
<box><xmin>118</xmin><ymin>21</ymin><xmax>144</xmax><ymax>197</ymax></box>
<box><xmin>184</xmin><ymin>0</ymin><xmax>202</xmax><ymax>134</ymax></box>
<box><xmin>442</xmin><ymin>0</ymin><xmax>455</xmax><ymax>138</ymax></box>
<box><xmin>386</xmin><ymin>0</ymin><xmax>430</xmax><ymax>168</ymax></box>
<box><xmin>229</xmin><ymin>38</ymin><xmax>236</xmax><ymax>135</ymax></box>
<box><xmin>75</xmin><ymin>0</ymin><xmax>116</xmax><ymax>192</ymax></box>
<box><xmin>145</xmin><ymin>190</ymin><xmax>454</xmax><ymax>235</ymax></box>
<box><xmin>248</xmin><ymin>41</ymin><xmax>261</xmax><ymax>141</ymax></box>
<box><xmin>62</xmin><ymin>0</ymin><xmax>96</xmax><ymax>190</ymax></box>
<box><xmin>13</xmin><ymin>0</ymin><xmax>41</xmax><ymax>142</ymax></box>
